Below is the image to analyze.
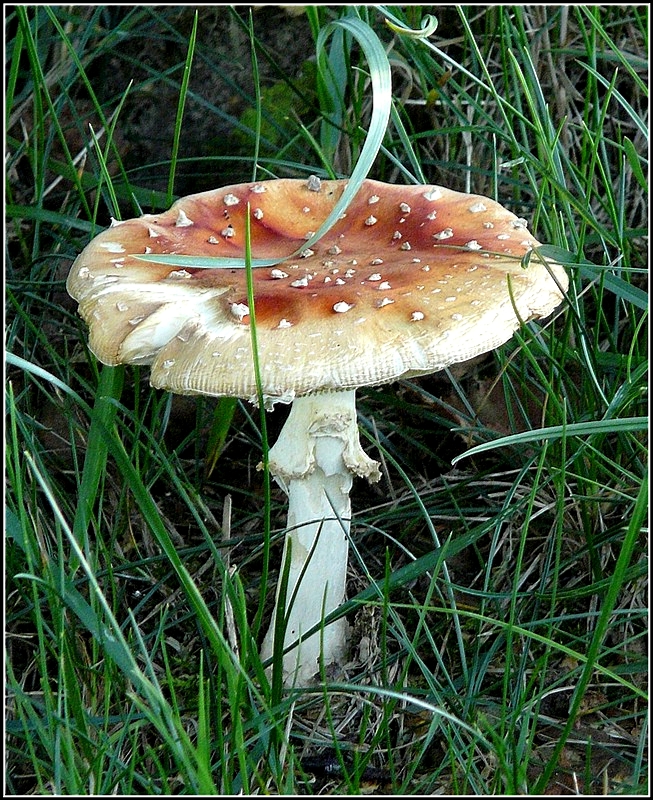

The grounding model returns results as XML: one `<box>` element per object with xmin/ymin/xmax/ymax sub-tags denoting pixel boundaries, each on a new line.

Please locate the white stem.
<box><xmin>260</xmin><ymin>390</ymin><xmax>380</xmax><ymax>686</ymax></box>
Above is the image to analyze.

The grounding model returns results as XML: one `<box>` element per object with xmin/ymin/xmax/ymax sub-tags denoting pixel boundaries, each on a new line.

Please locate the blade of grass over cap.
<box><xmin>131</xmin><ymin>254</ymin><xmax>285</xmax><ymax>269</ymax></box>
<box><xmin>306</xmin><ymin>16</ymin><xmax>392</xmax><ymax>246</ymax></box>
<box><xmin>243</xmin><ymin>203</ymin><xmax>273</xmax><ymax>639</ymax></box>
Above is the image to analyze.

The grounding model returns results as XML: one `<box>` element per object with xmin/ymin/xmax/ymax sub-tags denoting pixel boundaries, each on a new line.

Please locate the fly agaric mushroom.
<box><xmin>67</xmin><ymin>177</ymin><xmax>568</xmax><ymax>686</ymax></box>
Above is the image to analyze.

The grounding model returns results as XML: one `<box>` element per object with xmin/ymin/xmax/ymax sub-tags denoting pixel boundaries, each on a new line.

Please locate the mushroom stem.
<box><xmin>261</xmin><ymin>390</ymin><xmax>380</xmax><ymax>686</ymax></box>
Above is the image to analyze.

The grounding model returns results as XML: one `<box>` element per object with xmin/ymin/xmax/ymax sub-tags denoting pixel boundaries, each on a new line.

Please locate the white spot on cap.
<box><xmin>333</xmin><ymin>301</ymin><xmax>354</xmax><ymax>313</ymax></box>
<box><xmin>208</xmin><ymin>236</ymin><xmax>220</xmax><ymax>244</ymax></box>
<box><xmin>400</xmin><ymin>242</ymin><xmax>412</xmax><ymax>251</ymax></box>
<box><xmin>365</xmin><ymin>216</ymin><xmax>378</xmax><ymax>226</ymax></box>
<box><xmin>379</xmin><ymin>281</ymin><xmax>392</xmax><ymax>290</ymax></box>
<box><xmin>423</xmin><ymin>187</ymin><xmax>442</xmax><ymax>201</ymax></box>
<box><xmin>110</xmin><ymin>258</ymin><xmax>125</xmax><ymax>265</ymax></box>
<box><xmin>303</xmin><ymin>206</ymin><xmax>311</xmax><ymax>213</ymax></box>
<box><xmin>465</xmin><ymin>240</ymin><xmax>483</xmax><ymax>250</ymax></box>
<box><xmin>307</xmin><ymin>175</ymin><xmax>321</xmax><ymax>192</ymax></box>
<box><xmin>392</xmin><ymin>231</ymin><xmax>402</xmax><ymax>240</ymax></box>
<box><xmin>377</xmin><ymin>297</ymin><xmax>394</xmax><ymax>308</ymax></box>
<box><xmin>109</xmin><ymin>217</ymin><xmax>125</xmax><ymax>227</ymax></box>
<box><xmin>231</xmin><ymin>303</ymin><xmax>249</xmax><ymax>321</ymax></box>
<box><xmin>335</xmin><ymin>278</ymin><xmax>346</xmax><ymax>285</ymax></box>
<box><xmin>483</xmin><ymin>222</ymin><xmax>495</xmax><ymax>229</ymax></box>
<box><xmin>223</xmin><ymin>193</ymin><xmax>240</xmax><ymax>206</ymax></box>
<box><xmin>99</xmin><ymin>242</ymin><xmax>125</xmax><ymax>253</ymax></box>
<box><xmin>148</xmin><ymin>227</ymin><xmax>160</xmax><ymax>238</ymax></box>
<box><xmin>251</xmin><ymin>184</ymin><xmax>266</xmax><ymax>193</ymax></box>
<box><xmin>368</xmin><ymin>273</ymin><xmax>382</xmax><ymax>281</ymax></box>
<box><xmin>175</xmin><ymin>209</ymin><xmax>194</xmax><ymax>227</ymax></box>
<box><xmin>300</xmin><ymin>248</ymin><xmax>314</xmax><ymax>258</ymax></box>
<box><xmin>270</xmin><ymin>269</ymin><xmax>289</xmax><ymax>279</ymax></box>
<box><xmin>421</xmin><ymin>265</ymin><xmax>430</xmax><ymax>272</ymax></box>
<box><xmin>162</xmin><ymin>359</ymin><xmax>175</xmax><ymax>369</ymax></box>
<box><xmin>445</xmin><ymin>296</ymin><xmax>457</xmax><ymax>302</ymax></box>
<box><xmin>116</xmin><ymin>301</ymin><xmax>128</xmax><ymax>311</ymax></box>
<box><xmin>221</xmin><ymin>226</ymin><xmax>235</xmax><ymax>238</ymax></box>
<box><xmin>468</xmin><ymin>202</ymin><xmax>487</xmax><ymax>213</ymax></box>
<box><xmin>370</xmin><ymin>258</ymin><xmax>383</xmax><ymax>266</ymax></box>
<box><xmin>512</xmin><ymin>218</ymin><xmax>529</xmax><ymax>229</ymax></box>
<box><xmin>368</xmin><ymin>195</ymin><xmax>380</xmax><ymax>204</ymax></box>
<box><xmin>433</xmin><ymin>228</ymin><xmax>453</xmax><ymax>240</ymax></box>
<box><xmin>78</xmin><ymin>267</ymin><xmax>91</xmax><ymax>278</ymax></box>
<box><xmin>328</xmin><ymin>245</ymin><xmax>342</xmax><ymax>255</ymax></box>
<box><xmin>497</xmin><ymin>233</ymin><xmax>511</xmax><ymax>240</ymax></box>
<box><xmin>426</xmin><ymin>210</ymin><xmax>437</xmax><ymax>220</ymax></box>
<box><xmin>451</xmin><ymin>313</ymin><xmax>463</xmax><ymax>320</ymax></box>
<box><xmin>400</xmin><ymin>203</ymin><xmax>411</xmax><ymax>213</ymax></box>
<box><xmin>344</xmin><ymin>268</ymin><xmax>356</xmax><ymax>278</ymax></box>
<box><xmin>166</xmin><ymin>269</ymin><xmax>192</xmax><ymax>280</ymax></box>
<box><xmin>411</xmin><ymin>311</ymin><xmax>425</xmax><ymax>321</ymax></box>
<box><xmin>291</xmin><ymin>276</ymin><xmax>310</xmax><ymax>288</ymax></box>
<box><xmin>277</xmin><ymin>319</ymin><xmax>293</xmax><ymax>328</ymax></box>
<box><xmin>253</xmin><ymin>208</ymin><xmax>264</xmax><ymax>220</ymax></box>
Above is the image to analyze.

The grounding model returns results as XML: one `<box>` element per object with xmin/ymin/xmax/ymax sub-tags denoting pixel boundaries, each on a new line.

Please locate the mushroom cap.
<box><xmin>67</xmin><ymin>178</ymin><xmax>568</xmax><ymax>403</ymax></box>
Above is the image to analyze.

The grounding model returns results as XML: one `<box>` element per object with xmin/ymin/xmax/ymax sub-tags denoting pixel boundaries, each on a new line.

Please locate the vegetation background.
<box><xmin>5</xmin><ymin>4</ymin><xmax>648</xmax><ymax>795</ymax></box>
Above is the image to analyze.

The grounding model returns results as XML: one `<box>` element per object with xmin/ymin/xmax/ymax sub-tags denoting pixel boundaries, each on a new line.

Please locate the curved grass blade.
<box><xmin>383</xmin><ymin>12</ymin><xmax>439</xmax><ymax>38</ymax></box>
<box><xmin>133</xmin><ymin>16</ymin><xmax>392</xmax><ymax>272</ymax></box>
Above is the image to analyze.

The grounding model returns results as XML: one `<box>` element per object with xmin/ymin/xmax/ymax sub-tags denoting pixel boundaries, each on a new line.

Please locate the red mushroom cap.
<box><xmin>67</xmin><ymin>178</ymin><xmax>568</xmax><ymax>402</ymax></box>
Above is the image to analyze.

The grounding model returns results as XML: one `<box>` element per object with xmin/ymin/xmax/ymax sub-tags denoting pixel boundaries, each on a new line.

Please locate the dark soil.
<box><xmin>84</xmin><ymin>5</ymin><xmax>316</xmax><ymax>197</ymax></box>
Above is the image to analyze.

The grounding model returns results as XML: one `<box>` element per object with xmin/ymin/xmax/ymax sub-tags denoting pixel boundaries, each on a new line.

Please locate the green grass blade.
<box><xmin>167</xmin><ymin>10</ymin><xmax>198</xmax><ymax>205</ymax></box>
<box><xmin>532</xmin><ymin>471</ymin><xmax>649</xmax><ymax>792</ymax></box>
<box><xmin>452</xmin><ymin>417</ymin><xmax>648</xmax><ymax>464</ymax></box>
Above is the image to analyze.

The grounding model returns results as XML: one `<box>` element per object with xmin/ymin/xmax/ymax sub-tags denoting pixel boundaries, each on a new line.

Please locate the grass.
<box><xmin>5</xmin><ymin>4</ymin><xmax>648</xmax><ymax>794</ymax></box>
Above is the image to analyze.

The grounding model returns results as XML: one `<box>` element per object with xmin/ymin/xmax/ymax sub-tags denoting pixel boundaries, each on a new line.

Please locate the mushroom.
<box><xmin>66</xmin><ymin>177</ymin><xmax>568</xmax><ymax>686</ymax></box>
